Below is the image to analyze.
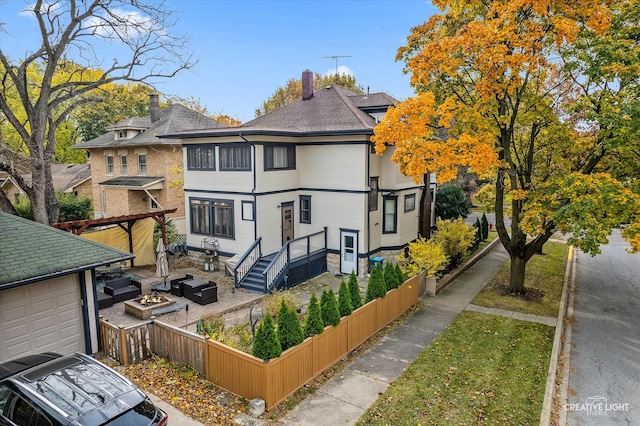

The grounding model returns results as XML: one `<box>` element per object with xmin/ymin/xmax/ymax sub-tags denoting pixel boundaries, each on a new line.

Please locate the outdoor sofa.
<box><xmin>103</xmin><ymin>276</ymin><xmax>142</xmax><ymax>303</ymax></box>
<box><xmin>192</xmin><ymin>282</ymin><xmax>218</xmax><ymax>305</ymax></box>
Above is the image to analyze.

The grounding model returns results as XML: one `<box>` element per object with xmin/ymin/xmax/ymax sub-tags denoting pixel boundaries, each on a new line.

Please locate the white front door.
<box><xmin>340</xmin><ymin>230</ymin><xmax>358</xmax><ymax>275</ymax></box>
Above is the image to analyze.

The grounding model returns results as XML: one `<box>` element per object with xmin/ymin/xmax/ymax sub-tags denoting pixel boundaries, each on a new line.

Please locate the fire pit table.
<box><xmin>124</xmin><ymin>292</ymin><xmax>174</xmax><ymax>320</ymax></box>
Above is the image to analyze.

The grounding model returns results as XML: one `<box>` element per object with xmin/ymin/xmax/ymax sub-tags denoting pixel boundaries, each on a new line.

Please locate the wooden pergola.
<box><xmin>52</xmin><ymin>209</ymin><xmax>177</xmax><ymax>267</ymax></box>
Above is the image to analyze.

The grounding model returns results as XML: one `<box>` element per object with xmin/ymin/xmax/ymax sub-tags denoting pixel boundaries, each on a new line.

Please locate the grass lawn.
<box><xmin>358</xmin><ymin>311</ymin><xmax>555</xmax><ymax>425</ymax></box>
<box><xmin>470</xmin><ymin>241</ymin><xmax>569</xmax><ymax>317</ymax></box>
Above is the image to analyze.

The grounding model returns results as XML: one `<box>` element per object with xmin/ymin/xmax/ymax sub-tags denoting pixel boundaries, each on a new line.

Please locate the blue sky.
<box><xmin>0</xmin><ymin>0</ymin><xmax>438</xmax><ymax>123</ymax></box>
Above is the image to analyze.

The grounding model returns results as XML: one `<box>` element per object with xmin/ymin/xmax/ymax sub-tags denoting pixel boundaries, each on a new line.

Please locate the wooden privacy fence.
<box><xmin>99</xmin><ymin>319</ymin><xmax>206</xmax><ymax>374</ymax></box>
<box><xmin>205</xmin><ymin>275</ymin><xmax>419</xmax><ymax>409</ymax></box>
<box><xmin>99</xmin><ymin>276</ymin><xmax>419</xmax><ymax>410</ymax></box>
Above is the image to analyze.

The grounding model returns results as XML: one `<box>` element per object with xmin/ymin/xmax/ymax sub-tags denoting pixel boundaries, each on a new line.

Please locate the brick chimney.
<box><xmin>150</xmin><ymin>92</ymin><xmax>160</xmax><ymax>122</ymax></box>
<box><xmin>302</xmin><ymin>69</ymin><xmax>314</xmax><ymax>100</ymax></box>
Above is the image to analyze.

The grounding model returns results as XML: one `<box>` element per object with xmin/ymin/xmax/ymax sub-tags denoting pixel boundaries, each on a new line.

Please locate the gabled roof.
<box><xmin>50</xmin><ymin>164</ymin><xmax>91</xmax><ymax>192</ymax></box>
<box><xmin>162</xmin><ymin>85</ymin><xmax>398</xmax><ymax>139</ymax></box>
<box><xmin>0</xmin><ymin>212</ymin><xmax>133</xmax><ymax>289</ymax></box>
<box><xmin>73</xmin><ymin>104</ymin><xmax>226</xmax><ymax>149</ymax></box>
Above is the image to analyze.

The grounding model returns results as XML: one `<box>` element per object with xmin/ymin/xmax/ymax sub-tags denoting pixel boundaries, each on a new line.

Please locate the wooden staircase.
<box><xmin>237</xmin><ymin>256</ymin><xmax>273</xmax><ymax>293</ymax></box>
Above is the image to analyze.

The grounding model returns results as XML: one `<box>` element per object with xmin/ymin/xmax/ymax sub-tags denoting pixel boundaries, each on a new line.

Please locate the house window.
<box><xmin>220</xmin><ymin>144</ymin><xmax>251</xmax><ymax>171</ymax></box>
<box><xmin>404</xmin><ymin>193</ymin><xmax>416</xmax><ymax>212</ymax></box>
<box><xmin>120</xmin><ymin>155</ymin><xmax>128</xmax><ymax>175</ymax></box>
<box><xmin>190</xmin><ymin>199</ymin><xmax>210</xmax><ymax>235</ymax></box>
<box><xmin>213</xmin><ymin>200</ymin><xmax>234</xmax><ymax>238</ymax></box>
<box><xmin>118</xmin><ymin>130</ymin><xmax>126</xmax><ymax>139</ymax></box>
<box><xmin>138</xmin><ymin>154</ymin><xmax>147</xmax><ymax>175</ymax></box>
<box><xmin>383</xmin><ymin>196</ymin><xmax>398</xmax><ymax>233</ymax></box>
<box><xmin>189</xmin><ymin>198</ymin><xmax>234</xmax><ymax>238</ymax></box>
<box><xmin>264</xmin><ymin>145</ymin><xmax>295</xmax><ymax>170</ymax></box>
<box><xmin>300</xmin><ymin>195</ymin><xmax>311</xmax><ymax>224</ymax></box>
<box><xmin>106</xmin><ymin>155</ymin><xmax>114</xmax><ymax>175</ymax></box>
<box><xmin>369</xmin><ymin>177</ymin><xmax>379</xmax><ymax>211</ymax></box>
<box><xmin>187</xmin><ymin>145</ymin><xmax>215</xmax><ymax>170</ymax></box>
<box><xmin>242</xmin><ymin>200</ymin><xmax>254</xmax><ymax>221</ymax></box>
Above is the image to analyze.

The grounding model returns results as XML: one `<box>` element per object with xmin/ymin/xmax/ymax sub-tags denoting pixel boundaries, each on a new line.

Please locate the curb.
<box><xmin>436</xmin><ymin>236</ymin><xmax>502</xmax><ymax>293</ymax></box>
<box><xmin>539</xmin><ymin>245</ymin><xmax>576</xmax><ymax>425</ymax></box>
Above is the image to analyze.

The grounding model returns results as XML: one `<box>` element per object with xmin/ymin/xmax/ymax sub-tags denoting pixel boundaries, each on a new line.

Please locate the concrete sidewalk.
<box><xmin>280</xmin><ymin>243</ymin><xmax>513</xmax><ymax>426</ymax></box>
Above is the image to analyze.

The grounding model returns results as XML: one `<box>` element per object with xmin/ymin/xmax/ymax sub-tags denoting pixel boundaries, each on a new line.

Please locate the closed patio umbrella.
<box><xmin>153</xmin><ymin>239</ymin><xmax>170</xmax><ymax>290</ymax></box>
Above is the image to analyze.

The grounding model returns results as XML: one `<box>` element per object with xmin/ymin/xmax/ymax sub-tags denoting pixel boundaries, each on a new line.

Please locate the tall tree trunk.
<box><xmin>419</xmin><ymin>172</ymin><xmax>432</xmax><ymax>238</ymax></box>
<box><xmin>508</xmin><ymin>251</ymin><xmax>527</xmax><ymax>293</ymax></box>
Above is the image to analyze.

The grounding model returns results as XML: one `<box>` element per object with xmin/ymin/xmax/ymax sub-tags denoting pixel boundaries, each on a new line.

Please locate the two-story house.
<box><xmin>163</xmin><ymin>70</ymin><xmax>436</xmax><ymax>289</ymax></box>
<box><xmin>73</xmin><ymin>94</ymin><xmax>225</xmax><ymax>233</ymax></box>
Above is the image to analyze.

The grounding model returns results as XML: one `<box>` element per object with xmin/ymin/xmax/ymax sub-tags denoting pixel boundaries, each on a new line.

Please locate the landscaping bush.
<box><xmin>384</xmin><ymin>261</ymin><xmax>400</xmax><ymax>290</ymax></box>
<box><xmin>320</xmin><ymin>289</ymin><xmax>341</xmax><ymax>327</ymax></box>
<box><xmin>348</xmin><ymin>271</ymin><xmax>362</xmax><ymax>309</ymax></box>
<box><xmin>252</xmin><ymin>314</ymin><xmax>282</xmax><ymax>360</ymax></box>
<box><xmin>432</xmin><ymin>218</ymin><xmax>476</xmax><ymax>270</ymax></box>
<box><xmin>262</xmin><ymin>291</ymin><xmax>298</xmax><ymax>319</ymax></box>
<box><xmin>277</xmin><ymin>298</ymin><xmax>304</xmax><ymax>352</ymax></box>
<box><xmin>304</xmin><ymin>291</ymin><xmax>324</xmax><ymax>337</ymax></box>
<box><xmin>395</xmin><ymin>263</ymin><xmax>405</xmax><ymax>284</ymax></box>
<box><xmin>365</xmin><ymin>263</ymin><xmax>386</xmax><ymax>302</ymax></box>
<box><xmin>396</xmin><ymin>237</ymin><xmax>448</xmax><ymax>278</ymax></box>
<box><xmin>338</xmin><ymin>279</ymin><xmax>353</xmax><ymax>317</ymax></box>
<box><xmin>196</xmin><ymin>313</ymin><xmax>225</xmax><ymax>338</ymax></box>
<box><xmin>481</xmin><ymin>212</ymin><xmax>489</xmax><ymax>241</ymax></box>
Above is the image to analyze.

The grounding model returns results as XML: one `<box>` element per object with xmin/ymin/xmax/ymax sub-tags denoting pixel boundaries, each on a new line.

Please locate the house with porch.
<box><xmin>0</xmin><ymin>212</ymin><xmax>133</xmax><ymax>362</ymax></box>
<box><xmin>163</xmin><ymin>70</ymin><xmax>436</xmax><ymax>292</ymax></box>
<box><xmin>73</xmin><ymin>93</ymin><xmax>225</xmax><ymax>233</ymax></box>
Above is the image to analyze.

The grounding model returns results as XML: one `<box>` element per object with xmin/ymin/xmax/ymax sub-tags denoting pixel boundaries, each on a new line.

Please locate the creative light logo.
<box><xmin>564</xmin><ymin>396</ymin><xmax>630</xmax><ymax>416</ymax></box>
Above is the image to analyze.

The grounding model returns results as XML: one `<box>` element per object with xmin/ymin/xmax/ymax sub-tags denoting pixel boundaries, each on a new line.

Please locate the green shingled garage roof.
<box><xmin>0</xmin><ymin>212</ymin><xmax>133</xmax><ymax>288</ymax></box>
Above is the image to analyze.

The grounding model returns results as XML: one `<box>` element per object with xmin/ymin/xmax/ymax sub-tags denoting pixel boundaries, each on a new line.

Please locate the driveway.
<box><xmin>565</xmin><ymin>230</ymin><xmax>640</xmax><ymax>424</ymax></box>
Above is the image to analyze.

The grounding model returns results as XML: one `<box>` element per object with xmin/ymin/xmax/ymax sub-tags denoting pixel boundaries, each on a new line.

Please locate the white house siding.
<box><xmin>297</xmin><ymin>143</ymin><xmax>368</xmax><ymax>190</ymax></box>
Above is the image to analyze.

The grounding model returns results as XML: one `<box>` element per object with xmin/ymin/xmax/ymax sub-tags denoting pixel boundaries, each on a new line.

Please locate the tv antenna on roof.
<box><xmin>319</xmin><ymin>55</ymin><xmax>351</xmax><ymax>78</ymax></box>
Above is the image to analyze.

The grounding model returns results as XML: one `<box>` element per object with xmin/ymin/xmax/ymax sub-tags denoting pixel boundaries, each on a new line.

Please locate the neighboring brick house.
<box><xmin>73</xmin><ymin>94</ymin><xmax>225</xmax><ymax>233</ymax></box>
<box><xmin>163</xmin><ymin>70</ymin><xmax>437</xmax><ymax>287</ymax></box>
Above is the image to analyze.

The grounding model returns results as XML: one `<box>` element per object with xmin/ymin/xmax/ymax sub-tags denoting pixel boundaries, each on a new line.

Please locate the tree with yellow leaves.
<box><xmin>373</xmin><ymin>0</ymin><xmax>640</xmax><ymax>292</ymax></box>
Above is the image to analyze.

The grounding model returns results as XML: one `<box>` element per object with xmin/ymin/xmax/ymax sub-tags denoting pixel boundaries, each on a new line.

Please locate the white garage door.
<box><xmin>0</xmin><ymin>276</ymin><xmax>85</xmax><ymax>362</ymax></box>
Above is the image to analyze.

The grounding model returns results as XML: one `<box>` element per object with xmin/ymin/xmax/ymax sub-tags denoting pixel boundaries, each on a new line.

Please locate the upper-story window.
<box><xmin>117</xmin><ymin>130</ymin><xmax>126</xmax><ymax>139</ymax></box>
<box><xmin>404</xmin><ymin>193</ymin><xmax>416</xmax><ymax>212</ymax></box>
<box><xmin>106</xmin><ymin>155</ymin><xmax>114</xmax><ymax>175</ymax></box>
<box><xmin>220</xmin><ymin>144</ymin><xmax>251</xmax><ymax>171</ymax></box>
<box><xmin>264</xmin><ymin>145</ymin><xmax>295</xmax><ymax>170</ymax></box>
<box><xmin>120</xmin><ymin>155</ymin><xmax>128</xmax><ymax>175</ymax></box>
<box><xmin>138</xmin><ymin>154</ymin><xmax>147</xmax><ymax>175</ymax></box>
<box><xmin>187</xmin><ymin>146</ymin><xmax>215</xmax><ymax>170</ymax></box>
<box><xmin>369</xmin><ymin>177</ymin><xmax>379</xmax><ymax>211</ymax></box>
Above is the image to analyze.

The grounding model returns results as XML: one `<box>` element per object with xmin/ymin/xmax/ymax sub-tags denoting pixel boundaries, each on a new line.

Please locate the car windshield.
<box><xmin>104</xmin><ymin>399</ymin><xmax>159</xmax><ymax>425</ymax></box>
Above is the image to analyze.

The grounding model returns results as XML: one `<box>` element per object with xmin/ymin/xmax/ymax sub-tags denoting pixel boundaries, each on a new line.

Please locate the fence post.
<box><xmin>118</xmin><ymin>325</ymin><xmax>129</xmax><ymax>365</ymax></box>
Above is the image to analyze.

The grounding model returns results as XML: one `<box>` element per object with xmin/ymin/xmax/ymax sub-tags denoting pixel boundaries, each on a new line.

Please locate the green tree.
<box><xmin>481</xmin><ymin>213</ymin><xmax>489</xmax><ymax>241</ymax></box>
<box><xmin>14</xmin><ymin>192</ymin><xmax>93</xmax><ymax>222</ymax></box>
<box><xmin>435</xmin><ymin>185</ymin><xmax>472</xmax><ymax>220</ymax></box>
<box><xmin>383</xmin><ymin>262</ymin><xmax>400</xmax><ymax>290</ymax></box>
<box><xmin>320</xmin><ymin>289</ymin><xmax>341</xmax><ymax>327</ymax></box>
<box><xmin>338</xmin><ymin>279</ymin><xmax>353</xmax><ymax>317</ymax></box>
<box><xmin>395</xmin><ymin>263</ymin><xmax>405</xmax><ymax>285</ymax></box>
<box><xmin>255</xmin><ymin>72</ymin><xmax>365</xmax><ymax>117</ymax></box>
<box><xmin>303</xmin><ymin>291</ymin><xmax>324</xmax><ymax>337</ymax></box>
<box><xmin>0</xmin><ymin>0</ymin><xmax>193</xmax><ymax>224</ymax></box>
<box><xmin>373</xmin><ymin>0</ymin><xmax>640</xmax><ymax>292</ymax></box>
<box><xmin>276</xmin><ymin>298</ymin><xmax>304</xmax><ymax>352</ymax></box>
<box><xmin>252</xmin><ymin>314</ymin><xmax>282</xmax><ymax>360</ymax></box>
<box><xmin>348</xmin><ymin>271</ymin><xmax>362</xmax><ymax>310</ymax></box>
<box><xmin>365</xmin><ymin>263</ymin><xmax>387</xmax><ymax>303</ymax></box>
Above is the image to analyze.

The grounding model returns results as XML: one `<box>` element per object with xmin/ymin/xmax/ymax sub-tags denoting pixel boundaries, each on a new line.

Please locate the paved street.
<box><xmin>565</xmin><ymin>230</ymin><xmax>640</xmax><ymax>425</ymax></box>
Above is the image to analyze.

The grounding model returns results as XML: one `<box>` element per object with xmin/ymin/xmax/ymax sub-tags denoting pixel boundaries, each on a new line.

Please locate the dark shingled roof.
<box><xmin>73</xmin><ymin>104</ymin><xmax>226</xmax><ymax>149</ymax></box>
<box><xmin>50</xmin><ymin>164</ymin><xmax>91</xmax><ymax>192</ymax></box>
<box><xmin>99</xmin><ymin>176</ymin><xmax>163</xmax><ymax>188</ymax></box>
<box><xmin>0</xmin><ymin>212</ymin><xmax>133</xmax><ymax>288</ymax></box>
<box><xmin>161</xmin><ymin>85</ymin><xmax>398</xmax><ymax>139</ymax></box>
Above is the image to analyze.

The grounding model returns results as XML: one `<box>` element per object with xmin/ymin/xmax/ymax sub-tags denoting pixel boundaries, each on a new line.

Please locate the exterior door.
<box><xmin>340</xmin><ymin>230</ymin><xmax>358</xmax><ymax>275</ymax></box>
<box><xmin>281</xmin><ymin>203</ymin><xmax>294</xmax><ymax>244</ymax></box>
